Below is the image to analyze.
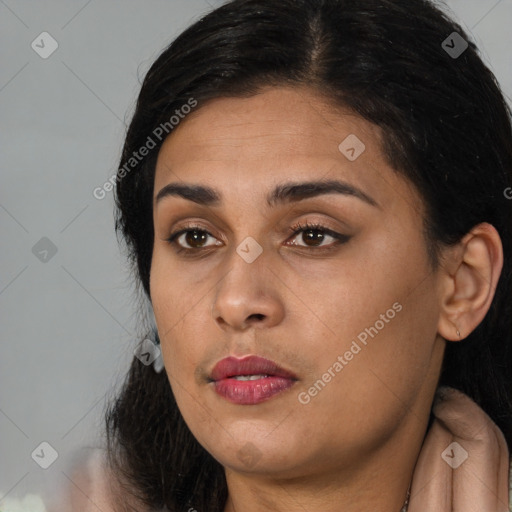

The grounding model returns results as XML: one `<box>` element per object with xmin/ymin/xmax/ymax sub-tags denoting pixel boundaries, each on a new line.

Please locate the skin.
<box><xmin>149</xmin><ymin>86</ymin><xmax>503</xmax><ymax>512</ymax></box>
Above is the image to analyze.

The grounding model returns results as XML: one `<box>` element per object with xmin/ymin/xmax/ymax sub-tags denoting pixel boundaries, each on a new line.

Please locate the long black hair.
<box><xmin>105</xmin><ymin>1</ymin><xmax>512</xmax><ymax>510</ymax></box>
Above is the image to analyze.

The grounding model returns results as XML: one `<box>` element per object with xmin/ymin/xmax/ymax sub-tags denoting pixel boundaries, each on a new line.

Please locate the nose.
<box><xmin>211</xmin><ymin>245</ymin><xmax>285</xmax><ymax>332</ymax></box>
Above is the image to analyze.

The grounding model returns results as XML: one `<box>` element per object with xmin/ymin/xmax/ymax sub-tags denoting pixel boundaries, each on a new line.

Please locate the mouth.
<box><xmin>209</xmin><ymin>355</ymin><xmax>298</xmax><ymax>405</ymax></box>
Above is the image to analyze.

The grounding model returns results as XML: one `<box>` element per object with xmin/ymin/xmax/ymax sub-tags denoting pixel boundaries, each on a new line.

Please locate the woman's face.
<box><xmin>150</xmin><ymin>86</ymin><xmax>447</xmax><ymax>478</ymax></box>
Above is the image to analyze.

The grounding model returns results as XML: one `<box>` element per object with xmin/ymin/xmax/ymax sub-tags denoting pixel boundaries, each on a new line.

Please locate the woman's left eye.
<box><xmin>165</xmin><ymin>221</ymin><xmax>350</xmax><ymax>255</ymax></box>
<box><xmin>286</xmin><ymin>221</ymin><xmax>351</xmax><ymax>250</ymax></box>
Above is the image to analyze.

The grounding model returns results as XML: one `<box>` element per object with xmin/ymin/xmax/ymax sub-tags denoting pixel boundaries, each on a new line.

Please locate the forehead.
<box><xmin>157</xmin><ymin>86</ymin><xmax>380</xmax><ymax>161</ymax></box>
<box><xmin>153</xmin><ymin>86</ymin><xmax>421</xmax><ymax>215</ymax></box>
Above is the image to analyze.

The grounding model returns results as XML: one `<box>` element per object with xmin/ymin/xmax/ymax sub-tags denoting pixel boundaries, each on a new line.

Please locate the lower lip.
<box><xmin>213</xmin><ymin>376</ymin><xmax>296</xmax><ymax>405</ymax></box>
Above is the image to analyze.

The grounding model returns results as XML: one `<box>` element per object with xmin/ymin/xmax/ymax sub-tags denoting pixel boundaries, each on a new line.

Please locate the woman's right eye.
<box><xmin>166</xmin><ymin>226</ymin><xmax>222</xmax><ymax>254</ymax></box>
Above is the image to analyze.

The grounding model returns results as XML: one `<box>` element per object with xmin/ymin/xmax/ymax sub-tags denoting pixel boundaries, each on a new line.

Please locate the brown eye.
<box><xmin>182</xmin><ymin>229</ymin><xmax>209</xmax><ymax>248</ymax></box>
<box><xmin>296</xmin><ymin>228</ymin><xmax>329</xmax><ymax>247</ymax></box>
<box><xmin>166</xmin><ymin>226</ymin><xmax>222</xmax><ymax>252</ymax></box>
<box><xmin>287</xmin><ymin>221</ymin><xmax>350</xmax><ymax>249</ymax></box>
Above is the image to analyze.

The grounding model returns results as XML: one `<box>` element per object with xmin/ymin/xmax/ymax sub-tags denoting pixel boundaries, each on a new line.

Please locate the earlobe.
<box><xmin>437</xmin><ymin>223</ymin><xmax>503</xmax><ymax>342</ymax></box>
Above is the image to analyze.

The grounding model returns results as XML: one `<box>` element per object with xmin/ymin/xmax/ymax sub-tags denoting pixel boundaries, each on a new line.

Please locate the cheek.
<box><xmin>294</xmin><ymin>229</ymin><xmax>440</xmax><ymax>417</ymax></box>
<box><xmin>149</xmin><ymin>256</ymin><xmax>202</xmax><ymax>383</ymax></box>
<box><xmin>290</xmin><ymin>226</ymin><xmax>430</xmax><ymax>354</ymax></box>
<box><xmin>150</xmin><ymin>245</ymin><xmax>210</xmax><ymax>338</ymax></box>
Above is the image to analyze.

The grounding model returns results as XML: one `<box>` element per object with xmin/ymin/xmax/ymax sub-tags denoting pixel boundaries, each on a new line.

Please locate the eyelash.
<box><xmin>165</xmin><ymin>221</ymin><xmax>351</xmax><ymax>256</ymax></box>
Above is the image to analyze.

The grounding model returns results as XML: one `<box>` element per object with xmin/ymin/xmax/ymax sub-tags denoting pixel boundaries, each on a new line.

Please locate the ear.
<box><xmin>437</xmin><ymin>222</ymin><xmax>503</xmax><ymax>341</ymax></box>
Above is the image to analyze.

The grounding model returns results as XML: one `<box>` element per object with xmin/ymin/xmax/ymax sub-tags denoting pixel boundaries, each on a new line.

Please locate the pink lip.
<box><xmin>210</xmin><ymin>355</ymin><xmax>298</xmax><ymax>405</ymax></box>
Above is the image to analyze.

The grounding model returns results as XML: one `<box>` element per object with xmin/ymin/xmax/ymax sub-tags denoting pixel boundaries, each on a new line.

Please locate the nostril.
<box><xmin>248</xmin><ymin>313</ymin><xmax>265</xmax><ymax>321</ymax></box>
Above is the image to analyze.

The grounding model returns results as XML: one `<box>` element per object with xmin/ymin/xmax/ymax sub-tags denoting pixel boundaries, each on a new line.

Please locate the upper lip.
<box><xmin>210</xmin><ymin>355</ymin><xmax>298</xmax><ymax>381</ymax></box>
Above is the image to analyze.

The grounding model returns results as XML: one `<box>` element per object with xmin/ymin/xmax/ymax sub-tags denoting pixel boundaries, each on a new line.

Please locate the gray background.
<box><xmin>1</xmin><ymin>0</ymin><xmax>511</xmax><ymax>509</ymax></box>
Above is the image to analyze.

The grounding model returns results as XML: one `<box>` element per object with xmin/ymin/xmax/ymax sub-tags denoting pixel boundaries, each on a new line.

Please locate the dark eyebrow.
<box><xmin>155</xmin><ymin>179</ymin><xmax>379</xmax><ymax>208</ymax></box>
